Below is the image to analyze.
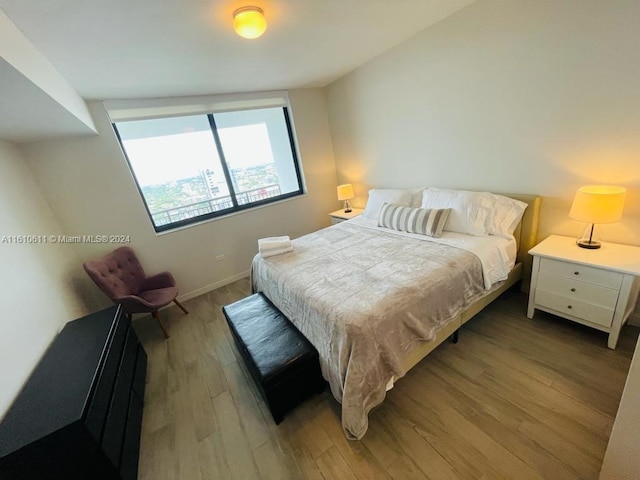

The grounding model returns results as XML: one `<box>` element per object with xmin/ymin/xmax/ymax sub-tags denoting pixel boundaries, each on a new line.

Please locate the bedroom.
<box><xmin>1</xmin><ymin>0</ymin><xmax>639</xmax><ymax>478</ymax></box>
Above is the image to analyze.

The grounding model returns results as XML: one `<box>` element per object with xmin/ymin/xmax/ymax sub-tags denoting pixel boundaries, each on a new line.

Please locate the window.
<box><xmin>112</xmin><ymin>103</ymin><xmax>303</xmax><ymax>232</ymax></box>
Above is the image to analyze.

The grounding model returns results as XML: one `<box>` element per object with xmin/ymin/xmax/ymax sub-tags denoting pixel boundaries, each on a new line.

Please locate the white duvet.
<box><xmin>349</xmin><ymin>215</ymin><xmax>517</xmax><ymax>289</ymax></box>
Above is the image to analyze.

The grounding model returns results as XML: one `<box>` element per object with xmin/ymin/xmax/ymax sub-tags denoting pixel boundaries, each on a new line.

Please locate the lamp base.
<box><xmin>576</xmin><ymin>223</ymin><xmax>602</xmax><ymax>249</ymax></box>
<box><xmin>576</xmin><ymin>239</ymin><xmax>601</xmax><ymax>249</ymax></box>
<box><xmin>343</xmin><ymin>199</ymin><xmax>352</xmax><ymax>213</ymax></box>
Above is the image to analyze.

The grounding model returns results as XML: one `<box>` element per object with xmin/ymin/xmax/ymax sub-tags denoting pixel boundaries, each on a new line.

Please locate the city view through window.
<box><xmin>114</xmin><ymin>107</ymin><xmax>303</xmax><ymax>231</ymax></box>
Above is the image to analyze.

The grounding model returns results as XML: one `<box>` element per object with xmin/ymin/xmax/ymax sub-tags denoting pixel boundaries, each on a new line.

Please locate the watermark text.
<box><xmin>1</xmin><ymin>234</ymin><xmax>132</xmax><ymax>245</ymax></box>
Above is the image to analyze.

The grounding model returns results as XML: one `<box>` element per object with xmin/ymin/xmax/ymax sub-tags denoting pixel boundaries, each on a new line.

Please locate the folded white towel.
<box><xmin>260</xmin><ymin>245</ymin><xmax>294</xmax><ymax>258</ymax></box>
<box><xmin>259</xmin><ymin>235</ymin><xmax>292</xmax><ymax>251</ymax></box>
<box><xmin>258</xmin><ymin>236</ymin><xmax>294</xmax><ymax>257</ymax></box>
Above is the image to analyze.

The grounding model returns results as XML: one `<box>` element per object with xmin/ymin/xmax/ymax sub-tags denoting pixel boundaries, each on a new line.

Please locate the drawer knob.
<box><xmin>574</xmin><ymin>271</ymin><xmax>580</xmax><ymax>275</ymax></box>
<box><xmin>570</xmin><ymin>288</ymin><xmax>576</xmax><ymax>292</ymax></box>
<box><xmin>567</xmin><ymin>305</ymin><xmax>573</xmax><ymax>309</ymax></box>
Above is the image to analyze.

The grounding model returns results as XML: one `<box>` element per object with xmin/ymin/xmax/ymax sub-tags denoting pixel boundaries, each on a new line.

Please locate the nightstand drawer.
<box><xmin>539</xmin><ymin>258</ymin><xmax>623</xmax><ymax>289</ymax></box>
<box><xmin>537</xmin><ymin>272</ymin><xmax>619</xmax><ymax>309</ymax></box>
<box><xmin>535</xmin><ymin>290</ymin><xmax>614</xmax><ymax>327</ymax></box>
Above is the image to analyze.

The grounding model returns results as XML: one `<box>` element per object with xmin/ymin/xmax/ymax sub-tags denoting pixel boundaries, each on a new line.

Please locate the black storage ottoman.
<box><xmin>222</xmin><ymin>293</ymin><xmax>325</xmax><ymax>423</ymax></box>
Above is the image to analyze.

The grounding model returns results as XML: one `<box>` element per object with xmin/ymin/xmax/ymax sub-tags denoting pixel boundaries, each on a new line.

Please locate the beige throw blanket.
<box><xmin>251</xmin><ymin>221</ymin><xmax>486</xmax><ymax>439</ymax></box>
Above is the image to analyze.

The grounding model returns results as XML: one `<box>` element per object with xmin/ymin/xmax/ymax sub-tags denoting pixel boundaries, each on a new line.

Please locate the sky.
<box><xmin>122</xmin><ymin>124</ymin><xmax>274</xmax><ymax>186</ymax></box>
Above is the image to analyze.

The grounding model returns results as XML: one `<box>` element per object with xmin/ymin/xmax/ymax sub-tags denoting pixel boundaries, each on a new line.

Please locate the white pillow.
<box><xmin>410</xmin><ymin>188</ymin><xmax>427</xmax><ymax>208</ymax></box>
<box><xmin>362</xmin><ymin>189</ymin><xmax>412</xmax><ymax>220</ymax></box>
<box><xmin>486</xmin><ymin>194</ymin><xmax>528</xmax><ymax>238</ymax></box>
<box><xmin>421</xmin><ymin>188</ymin><xmax>493</xmax><ymax>236</ymax></box>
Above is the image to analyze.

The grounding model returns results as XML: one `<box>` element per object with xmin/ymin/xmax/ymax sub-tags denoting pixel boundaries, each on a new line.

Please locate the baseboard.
<box><xmin>177</xmin><ymin>270</ymin><xmax>251</xmax><ymax>302</ymax></box>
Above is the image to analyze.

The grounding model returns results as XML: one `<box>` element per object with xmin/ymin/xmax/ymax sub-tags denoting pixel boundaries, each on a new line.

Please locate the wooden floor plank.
<box><xmin>134</xmin><ymin>281</ymin><xmax>638</xmax><ymax>480</ymax></box>
<box><xmin>212</xmin><ymin>390</ymin><xmax>261</xmax><ymax>480</ymax></box>
<box><xmin>376</xmin><ymin>404</ymin><xmax>464</xmax><ymax>480</ymax></box>
<box><xmin>169</xmin><ymin>387</ymin><xmax>202</xmax><ymax>480</ymax></box>
<box><xmin>388</xmin><ymin>386</ymin><xmax>507</xmax><ymax>480</ymax></box>
<box><xmin>184</xmin><ymin>358</ymin><xmax>218</xmax><ymax>442</ymax></box>
<box><xmin>223</xmin><ymin>360</ymin><xmax>271</xmax><ymax>449</ymax></box>
<box><xmin>315</xmin><ymin>446</ymin><xmax>359</xmax><ymax>480</ymax></box>
<box><xmin>286</xmin><ymin>397</ymin><xmax>335</xmax><ymax>460</ymax></box>
<box><xmin>359</xmin><ymin>409</ymin><xmax>403</xmax><ymax>470</ymax></box>
<box><xmin>198</xmin><ymin>430</ymin><xmax>233</xmax><ymax>479</ymax></box>
<box><xmin>253</xmin><ymin>439</ymin><xmax>302</xmax><ymax>480</ymax></box>
<box><xmin>269</xmin><ymin>405</ymin><xmax>325</xmax><ymax>480</ymax></box>
<box><xmin>518</xmin><ymin>420</ymin><xmax>602</xmax><ymax>479</ymax></box>
<box><xmin>315</xmin><ymin>405</ymin><xmax>392</xmax><ymax>480</ymax></box>
<box><xmin>458</xmin><ymin>338</ymin><xmax>614</xmax><ymax>439</ymax></box>
<box><xmin>420</xmin><ymin>358</ymin><xmax>582</xmax><ymax>480</ymax></box>
<box><xmin>386</xmin><ymin>454</ymin><xmax>429</xmax><ymax>480</ymax></box>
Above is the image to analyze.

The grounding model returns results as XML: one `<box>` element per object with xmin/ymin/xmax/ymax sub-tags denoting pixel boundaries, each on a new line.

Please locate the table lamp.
<box><xmin>569</xmin><ymin>185</ymin><xmax>626</xmax><ymax>249</ymax></box>
<box><xmin>337</xmin><ymin>184</ymin><xmax>354</xmax><ymax>213</ymax></box>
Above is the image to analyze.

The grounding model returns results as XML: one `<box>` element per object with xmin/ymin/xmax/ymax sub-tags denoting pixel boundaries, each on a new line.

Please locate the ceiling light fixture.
<box><xmin>233</xmin><ymin>6</ymin><xmax>267</xmax><ymax>39</ymax></box>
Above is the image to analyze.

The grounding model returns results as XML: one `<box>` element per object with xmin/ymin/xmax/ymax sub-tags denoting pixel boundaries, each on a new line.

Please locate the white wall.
<box><xmin>0</xmin><ymin>140</ymin><xmax>89</xmax><ymax>417</ymax></box>
<box><xmin>600</xmin><ymin>335</ymin><xmax>640</xmax><ymax>479</ymax></box>
<box><xmin>326</xmin><ymin>0</ymin><xmax>640</xmax><ymax>247</ymax></box>
<box><xmin>20</xmin><ymin>88</ymin><xmax>339</xmax><ymax>301</ymax></box>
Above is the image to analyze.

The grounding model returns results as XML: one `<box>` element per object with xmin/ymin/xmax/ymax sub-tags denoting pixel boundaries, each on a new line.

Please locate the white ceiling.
<box><xmin>0</xmin><ymin>0</ymin><xmax>473</xmax><ymax>141</ymax></box>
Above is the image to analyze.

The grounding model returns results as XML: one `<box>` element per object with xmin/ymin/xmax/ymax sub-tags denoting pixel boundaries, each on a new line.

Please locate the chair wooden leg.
<box><xmin>151</xmin><ymin>311</ymin><xmax>169</xmax><ymax>339</ymax></box>
<box><xmin>173</xmin><ymin>298</ymin><xmax>189</xmax><ymax>315</ymax></box>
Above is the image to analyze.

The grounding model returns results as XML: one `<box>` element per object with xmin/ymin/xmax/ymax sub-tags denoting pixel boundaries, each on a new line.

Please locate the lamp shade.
<box><xmin>233</xmin><ymin>6</ymin><xmax>267</xmax><ymax>39</ymax></box>
<box><xmin>569</xmin><ymin>185</ymin><xmax>626</xmax><ymax>224</ymax></box>
<box><xmin>337</xmin><ymin>184</ymin><xmax>354</xmax><ymax>201</ymax></box>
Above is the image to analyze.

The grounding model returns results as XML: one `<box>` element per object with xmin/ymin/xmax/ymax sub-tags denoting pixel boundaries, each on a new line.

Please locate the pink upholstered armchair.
<box><xmin>83</xmin><ymin>246</ymin><xmax>188</xmax><ymax>338</ymax></box>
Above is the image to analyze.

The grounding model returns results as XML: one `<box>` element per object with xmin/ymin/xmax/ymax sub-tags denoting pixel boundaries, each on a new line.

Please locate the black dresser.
<box><xmin>0</xmin><ymin>306</ymin><xmax>147</xmax><ymax>480</ymax></box>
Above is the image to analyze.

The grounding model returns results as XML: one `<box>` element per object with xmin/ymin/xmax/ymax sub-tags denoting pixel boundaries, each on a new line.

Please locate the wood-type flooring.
<box><xmin>135</xmin><ymin>278</ymin><xmax>638</xmax><ymax>480</ymax></box>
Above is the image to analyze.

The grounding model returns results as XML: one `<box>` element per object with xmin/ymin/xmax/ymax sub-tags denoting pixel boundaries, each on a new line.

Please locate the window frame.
<box><xmin>111</xmin><ymin>104</ymin><xmax>305</xmax><ymax>233</ymax></box>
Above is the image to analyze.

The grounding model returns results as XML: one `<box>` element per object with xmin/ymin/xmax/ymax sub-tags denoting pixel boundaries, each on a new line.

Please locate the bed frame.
<box><xmin>399</xmin><ymin>194</ymin><xmax>541</xmax><ymax>373</ymax></box>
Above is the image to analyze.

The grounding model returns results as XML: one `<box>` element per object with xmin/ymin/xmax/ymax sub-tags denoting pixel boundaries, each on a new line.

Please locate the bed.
<box><xmin>252</xmin><ymin>189</ymin><xmax>541</xmax><ymax>440</ymax></box>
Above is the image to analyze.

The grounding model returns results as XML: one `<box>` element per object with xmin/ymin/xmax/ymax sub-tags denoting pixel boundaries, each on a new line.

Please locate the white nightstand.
<box><xmin>329</xmin><ymin>208</ymin><xmax>364</xmax><ymax>224</ymax></box>
<box><xmin>527</xmin><ymin>235</ymin><xmax>640</xmax><ymax>349</ymax></box>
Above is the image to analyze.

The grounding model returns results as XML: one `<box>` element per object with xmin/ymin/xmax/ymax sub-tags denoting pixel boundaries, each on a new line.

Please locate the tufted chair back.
<box><xmin>83</xmin><ymin>246</ymin><xmax>147</xmax><ymax>301</ymax></box>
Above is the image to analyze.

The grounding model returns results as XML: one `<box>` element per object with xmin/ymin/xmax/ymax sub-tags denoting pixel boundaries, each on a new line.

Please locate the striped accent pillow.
<box><xmin>378</xmin><ymin>203</ymin><xmax>450</xmax><ymax>237</ymax></box>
